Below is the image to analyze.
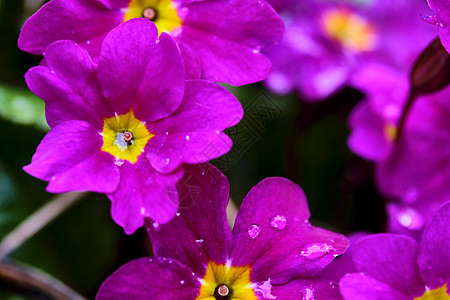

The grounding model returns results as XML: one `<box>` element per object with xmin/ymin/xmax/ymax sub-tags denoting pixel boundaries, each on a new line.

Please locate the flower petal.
<box><xmin>96</xmin><ymin>257</ymin><xmax>200</xmax><ymax>300</ymax></box>
<box><xmin>146</xmin><ymin>163</ymin><xmax>232</xmax><ymax>277</ymax></box>
<box><xmin>98</xmin><ymin>19</ymin><xmax>184</xmax><ymax>120</ymax></box>
<box><xmin>178</xmin><ymin>27</ymin><xmax>272</xmax><ymax>86</ymax></box>
<box><xmin>108</xmin><ymin>158</ymin><xmax>183</xmax><ymax>234</ymax></box>
<box><xmin>270</xmin><ymin>277</ymin><xmax>342</xmax><ymax>300</ymax></box>
<box><xmin>24</xmin><ymin>121</ymin><xmax>119</xmax><ymax>193</ymax></box>
<box><xmin>418</xmin><ymin>201</ymin><xmax>450</xmax><ymax>289</ymax></box>
<box><xmin>26</xmin><ymin>40</ymin><xmax>111</xmax><ymax>129</ymax></box>
<box><xmin>351</xmin><ymin>234</ymin><xmax>425</xmax><ymax>297</ymax></box>
<box><xmin>181</xmin><ymin>0</ymin><xmax>284</xmax><ymax>49</ymax></box>
<box><xmin>18</xmin><ymin>0</ymin><xmax>121</xmax><ymax>55</ymax></box>
<box><xmin>230</xmin><ymin>178</ymin><xmax>349</xmax><ymax>284</ymax></box>
<box><xmin>339</xmin><ymin>273</ymin><xmax>411</xmax><ymax>300</ymax></box>
<box><xmin>148</xmin><ymin>80</ymin><xmax>242</xmax><ymax>173</ymax></box>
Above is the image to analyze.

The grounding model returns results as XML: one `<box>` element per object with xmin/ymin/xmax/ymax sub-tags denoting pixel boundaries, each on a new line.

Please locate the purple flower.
<box><xmin>18</xmin><ymin>0</ymin><xmax>284</xmax><ymax>86</ymax></box>
<box><xmin>427</xmin><ymin>0</ymin><xmax>450</xmax><ymax>53</ymax></box>
<box><xmin>23</xmin><ymin>19</ymin><xmax>243</xmax><ymax>234</ymax></box>
<box><xmin>375</xmin><ymin>84</ymin><xmax>450</xmax><ymax>237</ymax></box>
<box><xmin>96</xmin><ymin>163</ymin><xmax>349</xmax><ymax>299</ymax></box>
<box><xmin>264</xmin><ymin>0</ymin><xmax>435</xmax><ymax>100</ymax></box>
<box><xmin>339</xmin><ymin>201</ymin><xmax>450</xmax><ymax>299</ymax></box>
<box><xmin>347</xmin><ymin>63</ymin><xmax>409</xmax><ymax>162</ymax></box>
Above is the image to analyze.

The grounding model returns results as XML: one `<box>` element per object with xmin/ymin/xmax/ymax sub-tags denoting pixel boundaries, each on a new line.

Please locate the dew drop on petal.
<box><xmin>51</xmin><ymin>176</ymin><xmax>56</xmax><ymax>181</ymax></box>
<box><xmin>300</xmin><ymin>286</ymin><xmax>316</xmax><ymax>300</ymax></box>
<box><xmin>176</xmin><ymin>212</ymin><xmax>181</xmax><ymax>217</ymax></box>
<box><xmin>180</xmin><ymin>280</ymin><xmax>185</xmax><ymax>284</ymax></box>
<box><xmin>152</xmin><ymin>222</ymin><xmax>160</xmax><ymax>231</ymax></box>
<box><xmin>185</xmin><ymin>135</ymin><xmax>190</xmax><ymax>141</ymax></box>
<box><xmin>248</xmin><ymin>224</ymin><xmax>262</xmax><ymax>239</ymax></box>
<box><xmin>254</xmin><ymin>278</ymin><xmax>276</xmax><ymax>299</ymax></box>
<box><xmin>195</xmin><ymin>239</ymin><xmax>204</xmax><ymax>247</ymax></box>
<box><xmin>140</xmin><ymin>207</ymin><xmax>146</xmax><ymax>215</ymax></box>
<box><xmin>300</xmin><ymin>243</ymin><xmax>335</xmax><ymax>260</ymax></box>
<box><xmin>396</xmin><ymin>207</ymin><xmax>424</xmax><ymax>230</ymax></box>
<box><xmin>164</xmin><ymin>158</ymin><xmax>170</xmax><ymax>165</ymax></box>
<box><xmin>269</xmin><ymin>215</ymin><xmax>287</xmax><ymax>230</ymax></box>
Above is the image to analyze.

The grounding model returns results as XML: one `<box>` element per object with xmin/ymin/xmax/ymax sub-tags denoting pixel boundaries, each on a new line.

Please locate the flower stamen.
<box><xmin>142</xmin><ymin>7</ymin><xmax>157</xmax><ymax>21</ymax></box>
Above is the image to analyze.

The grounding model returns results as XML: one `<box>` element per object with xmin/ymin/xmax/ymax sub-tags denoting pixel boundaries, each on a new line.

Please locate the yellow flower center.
<box><xmin>415</xmin><ymin>284</ymin><xmax>450</xmax><ymax>300</ymax></box>
<box><xmin>124</xmin><ymin>0</ymin><xmax>182</xmax><ymax>34</ymax></box>
<box><xmin>196</xmin><ymin>261</ymin><xmax>258</xmax><ymax>300</ymax></box>
<box><xmin>100</xmin><ymin>110</ymin><xmax>154</xmax><ymax>164</ymax></box>
<box><xmin>384</xmin><ymin>123</ymin><xmax>397</xmax><ymax>142</ymax></box>
<box><xmin>322</xmin><ymin>8</ymin><xmax>376</xmax><ymax>52</ymax></box>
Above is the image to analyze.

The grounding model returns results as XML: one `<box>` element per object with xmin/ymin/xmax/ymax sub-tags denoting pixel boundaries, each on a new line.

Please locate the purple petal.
<box><xmin>177</xmin><ymin>42</ymin><xmax>202</xmax><ymax>80</ymax></box>
<box><xmin>146</xmin><ymin>163</ymin><xmax>232</xmax><ymax>277</ymax></box>
<box><xmin>98</xmin><ymin>19</ymin><xmax>184</xmax><ymax>120</ymax></box>
<box><xmin>351</xmin><ymin>234</ymin><xmax>425</xmax><ymax>297</ymax></box>
<box><xmin>178</xmin><ymin>27</ymin><xmax>272</xmax><ymax>86</ymax></box>
<box><xmin>339</xmin><ymin>273</ymin><xmax>411</xmax><ymax>300</ymax></box>
<box><xmin>270</xmin><ymin>277</ymin><xmax>343</xmax><ymax>300</ymax></box>
<box><xmin>347</xmin><ymin>101</ymin><xmax>393</xmax><ymax>162</ymax></box>
<box><xmin>417</xmin><ymin>201</ymin><xmax>450</xmax><ymax>289</ymax></box>
<box><xmin>319</xmin><ymin>232</ymin><xmax>370</xmax><ymax>283</ymax></box>
<box><xmin>25</xmin><ymin>40</ymin><xmax>112</xmax><ymax>129</ymax></box>
<box><xmin>96</xmin><ymin>257</ymin><xmax>200</xmax><ymax>300</ymax></box>
<box><xmin>181</xmin><ymin>0</ymin><xmax>284</xmax><ymax>49</ymax></box>
<box><xmin>230</xmin><ymin>178</ymin><xmax>349</xmax><ymax>284</ymax></box>
<box><xmin>18</xmin><ymin>0</ymin><xmax>121</xmax><ymax>55</ymax></box>
<box><xmin>148</xmin><ymin>80</ymin><xmax>242</xmax><ymax>173</ymax></box>
<box><xmin>24</xmin><ymin>121</ymin><xmax>119</xmax><ymax>193</ymax></box>
<box><xmin>108</xmin><ymin>158</ymin><xmax>183</xmax><ymax>234</ymax></box>
<box><xmin>428</xmin><ymin>0</ymin><xmax>450</xmax><ymax>53</ymax></box>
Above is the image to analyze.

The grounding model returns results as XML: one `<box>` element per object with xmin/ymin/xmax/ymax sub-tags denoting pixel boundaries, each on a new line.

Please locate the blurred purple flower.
<box><xmin>97</xmin><ymin>163</ymin><xmax>349</xmax><ymax>299</ymax></box>
<box><xmin>427</xmin><ymin>0</ymin><xmax>450</xmax><ymax>53</ymax></box>
<box><xmin>18</xmin><ymin>0</ymin><xmax>284</xmax><ymax>86</ymax></box>
<box><xmin>376</xmin><ymin>84</ymin><xmax>450</xmax><ymax>238</ymax></box>
<box><xmin>347</xmin><ymin>63</ymin><xmax>409</xmax><ymax>162</ymax></box>
<box><xmin>23</xmin><ymin>19</ymin><xmax>242</xmax><ymax>234</ymax></box>
<box><xmin>339</xmin><ymin>201</ymin><xmax>450</xmax><ymax>299</ymax></box>
<box><xmin>264</xmin><ymin>0</ymin><xmax>435</xmax><ymax>101</ymax></box>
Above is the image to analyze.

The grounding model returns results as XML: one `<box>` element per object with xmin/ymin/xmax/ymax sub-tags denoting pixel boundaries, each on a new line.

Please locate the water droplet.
<box><xmin>114</xmin><ymin>158</ymin><xmax>125</xmax><ymax>166</ymax></box>
<box><xmin>176</xmin><ymin>212</ymin><xmax>181</xmax><ymax>217</ymax></box>
<box><xmin>86</xmin><ymin>40</ymin><xmax>91</xmax><ymax>45</ymax></box>
<box><xmin>165</xmin><ymin>131</ymin><xmax>169</xmax><ymax>135</ymax></box>
<box><xmin>300</xmin><ymin>286</ymin><xmax>316</xmax><ymax>300</ymax></box>
<box><xmin>254</xmin><ymin>278</ymin><xmax>276</xmax><ymax>299</ymax></box>
<box><xmin>51</xmin><ymin>176</ymin><xmax>56</xmax><ymax>181</ymax></box>
<box><xmin>163</xmin><ymin>158</ymin><xmax>170</xmax><ymax>166</ymax></box>
<box><xmin>185</xmin><ymin>135</ymin><xmax>190</xmax><ymax>141</ymax></box>
<box><xmin>140</xmin><ymin>207</ymin><xmax>146</xmax><ymax>215</ymax></box>
<box><xmin>396</xmin><ymin>207</ymin><xmax>424</xmax><ymax>230</ymax></box>
<box><xmin>180</xmin><ymin>280</ymin><xmax>185</xmax><ymax>284</ymax></box>
<box><xmin>252</xmin><ymin>49</ymin><xmax>260</xmax><ymax>54</ymax></box>
<box><xmin>152</xmin><ymin>222</ymin><xmax>160</xmax><ymax>231</ymax></box>
<box><xmin>248</xmin><ymin>224</ymin><xmax>262</xmax><ymax>239</ymax></box>
<box><xmin>300</xmin><ymin>243</ymin><xmax>335</xmax><ymax>260</ymax></box>
<box><xmin>195</xmin><ymin>239</ymin><xmax>204</xmax><ymax>247</ymax></box>
<box><xmin>304</xmin><ymin>219</ymin><xmax>312</xmax><ymax>228</ymax></box>
<box><xmin>269</xmin><ymin>215</ymin><xmax>287</xmax><ymax>230</ymax></box>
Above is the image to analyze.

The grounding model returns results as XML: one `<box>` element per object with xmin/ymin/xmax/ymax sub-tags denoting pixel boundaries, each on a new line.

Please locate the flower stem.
<box><xmin>0</xmin><ymin>191</ymin><xmax>86</xmax><ymax>259</ymax></box>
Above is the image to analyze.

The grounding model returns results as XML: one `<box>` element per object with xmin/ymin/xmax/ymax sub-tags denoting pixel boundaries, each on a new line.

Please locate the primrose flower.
<box><xmin>18</xmin><ymin>0</ymin><xmax>284</xmax><ymax>86</ymax></box>
<box><xmin>427</xmin><ymin>0</ymin><xmax>450</xmax><ymax>53</ymax></box>
<box><xmin>96</xmin><ymin>163</ymin><xmax>349</xmax><ymax>299</ymax></box>
<box><xmin>264</xmin><ymin>0</ymin><xmax>435</xmax><ymax>100</ymax></box>
<box><xmin>347</xmin><ymin>63</ymin><xmax>408</xmax><ymax>162</ymax></box>
<box><xmin>23</xmin><ymin>19</ymin><xmax>243</xmax><ymax>234</ymax></box>
<box><xmin>375</xmin><ymin>84</ymin><xmax>450</xmax><ymax>238</ymax></box>
<box><xmin>339</xmin><ymin>201</ymin><xmax>450</xmax><ymax>299</ymax></box>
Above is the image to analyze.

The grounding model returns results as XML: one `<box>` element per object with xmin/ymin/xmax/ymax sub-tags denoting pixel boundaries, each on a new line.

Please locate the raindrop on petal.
<box><xmin>180</xmin><ymin>280</ymin><xmax>185</xmax><ymax>284</ymax></box>
<box><xmin>300</xmin><ymin>286</ymin><xmax>316</xmax><ymax>300</ymax></box>
<box><xmin>300</xmin><ymin>243</ymin><xmax>335</xmax><ymax>260</ymax></box>
<box><xmin>396</xmin><ymin>207</ymin><xmax>424</xmax><ymax>230</ymax></box>
<box><xmin>269</xmin><ymin>215</ymin><xmax>287</xmax><ymax>230</ymax></box>
<box><xmin>185</xmin><ymin>135</ymin><xmax>190</xmax><ymax>141</ymax></box>
<box><xmin>152</xmin><ymin>222</ymin><xmax>160</xmax><ymax>231</ymax></box>
<box><xmin>248</xmin><ymin>224</ymin><xmax>262</xmax><ymax>239</ymax></box>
